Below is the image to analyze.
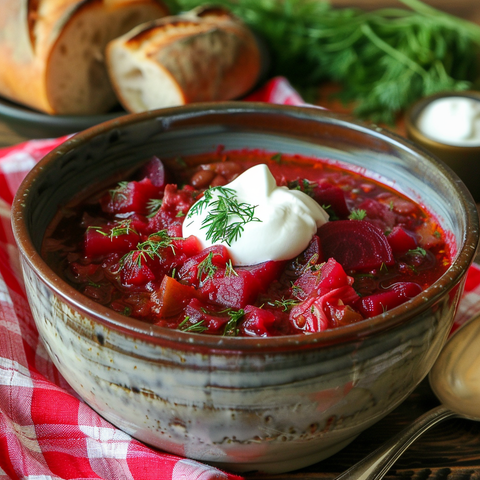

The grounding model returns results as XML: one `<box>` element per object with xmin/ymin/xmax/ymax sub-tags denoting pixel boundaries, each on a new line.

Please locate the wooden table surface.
<box><xmin>1</xmin><ymin>0</ymin><xmax>480</xmax><ymax>476</ymax></box>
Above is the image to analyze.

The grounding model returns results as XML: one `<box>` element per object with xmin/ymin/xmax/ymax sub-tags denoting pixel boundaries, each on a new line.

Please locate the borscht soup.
<box><xmin>42</xmin><ymin>150</ymin><xmax>451</xmax><ymax>337</ymax></box>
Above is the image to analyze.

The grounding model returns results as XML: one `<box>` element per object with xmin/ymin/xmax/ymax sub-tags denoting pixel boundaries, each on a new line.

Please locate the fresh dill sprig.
<box><xmin>348</xmin><ymin>209</ymin><xmax>367</xmax><ymax>220</ymax></box>
<box><xmin>407</xmin><ymin>247</ymin><xmax>427</xmax><ymax>256</ymax></box>
<box><xmin>288</xmin><ymin>179</ymin><xmax>317</xmax><ymax>197</ymax></box>
<box><xmin>121</xmin><ymin>230</ymin><xmax>178</xmax><ymax>268</ymax></box>
<box><xmin>187</xmin><ymin>186</ymin><xmax>261</xmax><ymax>246</ymax></box>
<box><xmin>109</xmin><ymin>181</ymin><xmax>129</xmax><ymax>201</ymax></box>
<box><xmin>197</xmin><ymin>252</ymin><xmax>218</xmax><ymax>281</ymax></box>
<box><xmin>88</xmin><ymin>219</ymin><xmax>137</xmax><ymax>239</ymax></box>
<box><xmin>175</xmin><ymin>0</ymin><xmax>480</xmax><ymax>123</ymax></box>
<box><xmin>271</xmin><ymin>152</ymin><xmax>282</xmax><ymax>164</ymax></box>
<box><xmin>222</xmin><ymin>309</ymin><xmax>245</xmax><ymax>336</ymax></box>
<box><xmin>225</xmin><ymin>259</ymin><xmax>238</xmax><ymax>277</ymax></box>
<box><xmin>146</xmin><ymin>198</ymin><xmax>163</xmax><ymax>218</ymax></box>
<box><xmin>268</xmin><ymin>297</ymin><xmax>301</xmax><ymax>312</ymax></box>
<box><xmin>178</xmin><ymin>316</ymin><xmax>208</xmax><ymax>333</ymax></box>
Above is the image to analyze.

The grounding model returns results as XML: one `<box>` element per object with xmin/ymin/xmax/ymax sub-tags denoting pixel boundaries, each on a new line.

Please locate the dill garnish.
<box><xmin>348</xmin><ymin>209</ymin><xmax>367</xmax><ymax>220</ymax></box>
<box><xmin>197</xmin><ymin>252</ymin><xmax>218</xmax><ymax>281</ymax></box>
<box><xmin>88</xmin><ymin>219</ymin><xmax>137</xmax><ymax>239</ymax></box>
<box><xmin>187</xmin><ymin>186</ymin><xmax>261</xmax><ymax>246</ymax></box>
<box><xmin>178</xmin><ymin>317</ymin><xmax>208</xmax><ymax>333</ymax></box>
<box><xmin>407</xmin><ymin>247</ymin><xmax>427</xmax><ymax>256</ymax></box>
<box><xmin>222</xmin><ymin>309</ymin><xmax>245</xmax><ymax>336</ymax></box>
<box><xmin>121</xmin><ymin>230</ymin><xmax>179</xmax><ymax>268</ymax></box>
<box><xmin>268</xmin><ymin>297</ymin><xmax>301</xmax><ymax>312</ymax></box>
<box><xmin>109</xmin><ymin>181</ymin><xmax>129</xmax><ymax>201</ymax></box>
<box><xmin>271</xmin><ymin>153</ymin><xmax>282</xmax><ymax>164</ymax></box>
<box><xmin>146</xmin><ymin>198</ymin><xmax>163</xmax><ymax>218</ymax></box>
<box><xmin>225</xmin><ymin>259</ymin><xmax>238</xmax><ymax>277</ymax></box>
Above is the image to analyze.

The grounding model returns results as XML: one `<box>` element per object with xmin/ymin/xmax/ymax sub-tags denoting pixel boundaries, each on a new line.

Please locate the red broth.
<box><xmin>42</xmin><ymin>150</ymin><xmax>451</xmax><ymax>337</ymax></box>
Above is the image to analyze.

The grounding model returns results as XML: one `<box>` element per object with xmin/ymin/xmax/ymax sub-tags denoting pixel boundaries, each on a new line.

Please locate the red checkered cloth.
<box><xmin>0</xmin><ymin>77</ymin><xmax>478</xmax><ymax>479</ymax></box>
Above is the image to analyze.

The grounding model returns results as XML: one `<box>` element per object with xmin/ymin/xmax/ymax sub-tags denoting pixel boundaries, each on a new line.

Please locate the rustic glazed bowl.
<box><xmin>12</xmin><ymin>103</ymin><xmax>479</xmax><ymax>474</ymax></box>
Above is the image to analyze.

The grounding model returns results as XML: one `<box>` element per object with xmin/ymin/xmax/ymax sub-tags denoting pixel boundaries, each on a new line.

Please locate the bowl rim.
<box><xmin>11</xmin><ymin>102</ymin><xmax>480</xmax><ymax>352</ymax></box>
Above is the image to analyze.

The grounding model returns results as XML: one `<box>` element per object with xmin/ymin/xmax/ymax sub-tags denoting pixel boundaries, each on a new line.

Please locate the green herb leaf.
<box><xmin>407</xmin><ymin>247</ymin><xmax>427</xmax><ymax>256</ymax></box>
<box><xmin>197</xmin><ymin>252</ymin><xmax>218</xmax><ymax>282</ymax></box>
<box><xmin>121</xmin><ymin>230</ymin><xmax>180</xmax><ymax>268</ymax></box>
<box><xmin>178</xmin><ymin>316</ymin><xmax>208</xmax><ymax>333</ymax></box>
<box><xmin>348</xmin><ymin>209</ymin><xmax>367</xmax><ymax>220</ymax></box>
<box><xmin>146</xmin><ymin>198</ymin><xmax>163</xmax><ymax>218</ymax></box>
<box><xmin>109</xmin><ymin>181</ymin><xmax>129</xmax><ymax>201</ymax></box>
<box><xmin>187</xmin><ymin>186</ymin><xmax>261</xmax><ymax>246</ymax></box>
<box><xmin>268</xmin><ymin>297</ymin><xmax>301</xmax><ymax>312</ymax></box>
<box><xmin>222</xmin><ymin>309</ymin><xmax>245</xmax><ymax>336</ymax></box>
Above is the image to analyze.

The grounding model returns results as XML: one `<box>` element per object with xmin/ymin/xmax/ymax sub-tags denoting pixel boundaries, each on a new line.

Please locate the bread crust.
<box><xmin>106</xmin><ymin>6</ymin><xmax>263</xmax><ymax>113</ymax></box>
<box><xmin>0</xmin><ymin>0</ymin><xmax>168</xmax><ymax>114</ymax></box>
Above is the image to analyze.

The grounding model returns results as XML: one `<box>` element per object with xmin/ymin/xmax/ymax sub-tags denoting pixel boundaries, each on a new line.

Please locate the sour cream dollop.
<box><xmin>416</xmin><ymin>96</ymin><xmax>480</xmax><ymax>146</ymax></box>
<box><xmin>182</xmin><ymin>164</ymin><xmax>329</xmax><ymax>266</ymax></box>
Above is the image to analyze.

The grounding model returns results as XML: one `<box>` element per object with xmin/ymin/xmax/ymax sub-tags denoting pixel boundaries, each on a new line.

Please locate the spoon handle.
<box><xmin>334</xmin><ymin>405</ymin><xmax>458</xmax><ymax>480</ymax></box>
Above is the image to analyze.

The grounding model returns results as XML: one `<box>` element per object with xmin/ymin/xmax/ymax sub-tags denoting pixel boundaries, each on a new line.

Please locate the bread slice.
<box><xmin>106</xmin><ymin>6</ymin><xmax>262</xmax><ymax>113</ymax></box>
<box><xmin>0</xmin><ymin>0</ymin><xmax>168</xmax><ymax>115</ymax></box>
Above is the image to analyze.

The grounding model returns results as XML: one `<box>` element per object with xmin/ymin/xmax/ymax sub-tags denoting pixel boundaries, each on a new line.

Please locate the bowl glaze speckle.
<box><xmin>12</xmin><ymin>103</ymin><xmax>479</xmax><ymax>474</ymax></box>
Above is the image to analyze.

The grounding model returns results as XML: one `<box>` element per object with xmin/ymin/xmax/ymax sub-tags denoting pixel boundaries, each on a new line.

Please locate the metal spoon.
<box><xmin>335</xmin><ymin>312</ymin><xmax>480</xmax><ymax>480</ymax></box>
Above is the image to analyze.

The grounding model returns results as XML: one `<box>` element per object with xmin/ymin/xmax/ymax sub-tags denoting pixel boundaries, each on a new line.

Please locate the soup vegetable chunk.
<box><xmin>42</xmin><ymin>150</ymin><xmax>451</xmax><ymax>337</ymax></box>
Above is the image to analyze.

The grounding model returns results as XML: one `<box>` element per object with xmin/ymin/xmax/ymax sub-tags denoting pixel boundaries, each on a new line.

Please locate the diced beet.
<box><xmin>318</xmin><ymin>220</ymin><xmax>394</xmax><ymax>271</ymax></box>
<box><xmin>240</xmin><ymin>306</ymin><xmax>278</xmax><ymax>337</ymax></box>
<box><xmin>172</xmin><ymin>235</ymin><xmax>202</xmax><ymax>258</ymax></box>
<box><xmin>289</xmin><ymin>297</ymin><xmax>328</xmax><ymax>332</ymax></box>
<box><xmin>290</xmin><ymin>285</ymin><xmax>360</xmax><ymax>332</ymax></box>
<box><xmin>356</xmin><ymin>198</ymin><xmax>396</xmax><ymax>231</ymax></box>
<box><xmin>151</xmin><ymin>275</ymin><xmax>200</xmax><ymax>318</ymax></box>
<box><xmin>69</xmin><ymin>262</ymin><xmax>101</xmax><ymax>283</ymax></box>
<box><xmin>237</xmin><ymin>261</ymin><xmax>286</xmax><ymax>292</ymax></box>
<box><xmin>199</xmin><ymin>260</ymin><xmax>286</xmax><ymax>309</ymax></box>
<box><xmin>356</xmin><ymin>282</ymin><xmax>422</xmax><ymax>318</ymax></box>
<box><xmin>200</xmin><ymin>270</ymin><xmax>258</xmax><ymax>309</ymax></box>
<box><xmin>148</xmin><ymin>184</ymin><xmax>197</xmax><ymax>232</ymax></box>
<box><xmin>313</xmin><ymin>183</ymin><xmax>350</xmax><ymax>218</ymax></box>
<box><xmin>84</xmin><ymin>227</ymin><xmax>139</xmax><ymax>258</ymax></box>
<box><xmin>139</xmin><ymin>156</ymin><xmax>167</xmax><ymax>188</ymax></box>
<box><xmin>325</xmin><ymin>302</ymin><xmax>364</xmax><ymax>328</ymax></box>
<box><xmin>387</xmin><ymin>226</ymin><xmax>417</xmax><ymax>255</ymax></box>
<box><xmin>182</xmin><ymin>298</ymin><xmax>231</xmax><ymax>334</ymax></box>
<box><xmin>293</xmin><ymin>258</ymin><xmax>353</xmax><ymax>299</ymax></box>
<box><xmin>101</xmin><ymin>178</ymin><xmax>161</xmax><ymax>215</ymax></box>
<box><xmin>177</xmin><ymin>245</ymin><xmax>231</xmax><ymax>287</ymax></box>
<box><xmin>120</xmin><ymin>251</ymin><xmax>156</xmax><ymax>286</ymax></box>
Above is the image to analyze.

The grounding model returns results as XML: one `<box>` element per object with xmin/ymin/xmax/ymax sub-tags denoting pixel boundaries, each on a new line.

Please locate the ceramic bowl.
<box><xmin>405</xmin><ymin>90</ymin><xmax>480</xmax><ymax>201</ymax></box>
<box><xmin>11</xmin><ymin>103</ymin><xmax>479</xmax><ymax>474</ymax></box>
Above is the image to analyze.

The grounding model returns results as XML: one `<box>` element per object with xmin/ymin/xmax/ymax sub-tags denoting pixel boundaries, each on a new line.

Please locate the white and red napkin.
<box><xmin>0</xmin><ymin>77</ymin><xmax>478</xmax><ymax>479</ymax></box>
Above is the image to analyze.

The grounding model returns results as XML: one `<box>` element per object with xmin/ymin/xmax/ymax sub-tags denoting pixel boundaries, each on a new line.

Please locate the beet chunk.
<box><xmin>356</xmin><ymin>282</ymin><xmax>422</xmax><ymax>317</ymax></box>
<box><xmin>318</xmin><ymin>220</ymin><xmax>394</xmax><ymax>271</ymax></box>
<box><xmin>100</xmin><ymin>178</ymin><xmax>161</xmax><ymax>215</ymax></box>
<box><xmin>139</xmin><ymin>156</ymin><xmax>167</xmax><ymax>188</ymax></box>
<box><xmin>387</xmin><ymin>226</ymin><xmax>417</xmax><ymax>255</ymax></box>
<box><xmin>293</xmin><ymin>257</ymin><xmax>354</xmax><ymax>300</ymax></box>
<box><xmin>200</xmin><ymin>261</ymin><xmax>286</xmax><ymax>309</ymax></box>
<box><xmin>289</xmin><ymin>285</ymin><xmax>360</xmax><ymax>333</ymax></box>
<box><xmin>151</xmin><ymin>275</ymin><xmax>200</xmax><ymax>318</ymax></box>
<box><xmin>240</xmin><ymin>306</ymin><xmax>278</xmax><ymax>337</ymax></box>
<box><xmin>312</xmin><ymin>183</ymin><xmax>350</xmax><ymax>218</ymax></box>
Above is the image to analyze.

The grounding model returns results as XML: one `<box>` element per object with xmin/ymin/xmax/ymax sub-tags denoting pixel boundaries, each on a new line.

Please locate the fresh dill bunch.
<box><xmin>174</xmin><ymin>0</ymin><xmax>480</xmax><ymax>123</ymax></box>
